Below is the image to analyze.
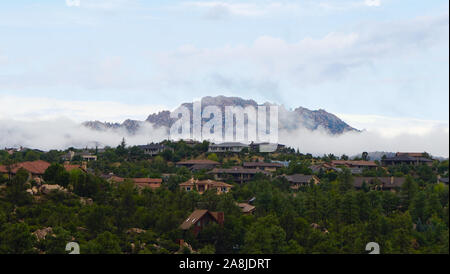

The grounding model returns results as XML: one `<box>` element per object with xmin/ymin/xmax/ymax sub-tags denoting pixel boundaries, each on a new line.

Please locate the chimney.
<box><xmin>216</xmin><ymin>212</ymin><xmax>224</xmax><ymax>226</ymax></box>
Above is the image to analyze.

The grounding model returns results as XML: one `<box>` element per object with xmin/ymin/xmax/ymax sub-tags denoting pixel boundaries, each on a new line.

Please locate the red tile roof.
<box><xmin>0</xmin><ymin>160</ymin><xmax>50</xmax><ymax>175</ymax></box>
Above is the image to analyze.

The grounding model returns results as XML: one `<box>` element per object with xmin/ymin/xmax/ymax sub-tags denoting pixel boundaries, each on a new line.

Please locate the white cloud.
<box><xmin>365</xmin><ymin>0</ymin><xmax>381</xmax><ymax>7</ymax></box>
<box><xmin>0</xmin><ymin>95</ymin><xmax>166</xmax><ymax>123</ymax></box>
<box><xmin>66</xmin><ymin>0</ymin><xmax>81</xmax><ymax>7</ymax></box>
<box><xmin>0</xmin><ymin>118</ymin><xmax>169</xmax><ymax>151</ymax></box>
<box><xmin>336</xmin><ymin>114</ymin><xmax>449</xmax><ymax>138</ymax></box>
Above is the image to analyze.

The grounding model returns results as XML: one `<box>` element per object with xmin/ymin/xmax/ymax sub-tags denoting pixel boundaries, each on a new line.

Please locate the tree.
<box><xmin>362</xmin><ymin>152</ymin><xmax>369</xmax><ymax>161</ymax></box>
<box><xmin>207</xmin><ymin>153</ymin><xmax>219</xmax><ymax>162</ymax></box>
<box><xmin>0</xmin><ymin>223</ymin><xmax>36</xmax><ymax>254</ymax></box>
<box><xmin>242</xmin><ymin>215</ymin><xmax>288</xmax><ymax>254</ymax></box>
<box><xmin>401</xmin><ymin>176</ymin><xmax>418</xmax><ymax>209</ymax></box>
<box><xmin>5</xmin><ymin>168</ymin><xmax>32</xmax><ymax>206</ymax></box>
<box><xmin>84</xmin><ymin>232</ymin><xmax>121</xmax><ymax>254</ymax></box>
<box><xmin>44</xmin><ymin>164</ymin><xmax>70</xmax><ymax>187</ymax></box>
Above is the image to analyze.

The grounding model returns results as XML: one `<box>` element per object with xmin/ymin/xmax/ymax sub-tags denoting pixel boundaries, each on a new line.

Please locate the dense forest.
<box><xmin>0</xmin><ymin>140</ymin><xmax>448</xmax><ymax>254</ymax></box>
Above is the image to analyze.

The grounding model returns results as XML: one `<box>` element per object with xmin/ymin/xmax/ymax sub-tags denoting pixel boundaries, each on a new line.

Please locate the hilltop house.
<box><xmin>108</xmin><ymin>176</ymin><xmax>162</xmax><ymax>190</ymax></box>
<box><xmin>208</xmin><ymin>166</ymin><xmax>270</xmax><ymax>183</ymax></box>
<box><xmin>353</xmin><ymin>177</ymin><xmax>406</xmax><ymax>191</ymax></box>
<box><xmin>208</xmin><ymin>142</ymin><xmax>249</xmax><ymax>153</ymax></box>
<box><xmin>280</xmin><ymin>174</ymin><xmax>320</xmax><ymax>189</ymax></box>
<box><xmin>382</xmin><ymin>152</ymin><xmax>433</xmax><ymax>166</ymax></box>
<box><xmin>138</xmin><ymin>143</ymin><xmax>172</xmax><ymax>156</ymax></box>
<box><xmin>249</xmin><ymin>142</ymin><xmax>286</xmax><ymax>153</ymax></box>
<box><xmin>0</xmin><ymin>160</ymin><xmax>51</xmax><ymax>182</ymax></box>
<box><xmin>237</xmin><ymin>203</ymin><xmax>256</xmax><ymax>215</ymax></box>
<box><xmin>180</xmin><ymin>210</ymin><xmax>224</xmax><ymax>236</ymax></box>
<box><xmin>176</xmin><ymin>159</ymin><xmax>220</xmax><ymax>171</ymax></box>
<box><xmin>243</xmin><ymin>162</ymin><xmax>284</xmax><ymax>172</ymax></box>
<box><xmin>179</xmin><ymin>178</ymin><xmax>232</xmax><ymax>194</ymax></box>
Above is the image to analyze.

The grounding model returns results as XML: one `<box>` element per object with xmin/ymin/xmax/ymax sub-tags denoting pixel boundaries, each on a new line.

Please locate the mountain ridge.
<box><xmin>83</xmin><ymin>96</ymin><xmax>359</xmax><ymax>136</ymax></box>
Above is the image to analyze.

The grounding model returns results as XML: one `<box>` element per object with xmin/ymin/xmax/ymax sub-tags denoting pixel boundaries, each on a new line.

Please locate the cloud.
<box><xmin>279</xmin><ymin>125</ymin><xmax>449</xmax><ymax>158</ymax></box>
<box><xmin>66</xmin><ymin>0</ymin><xmax>81</xmax><ymax>7</ymax></box>
<box><xmin>364</xmin><ymin>0</ymin><xmax>381</xmax><ymax>7</ymax></box>
<box><xmin>184</xmin><ymin>1</ymin><xmax>298</xmax><ymax>19</ymax></box>
<box><xmin>0</xmin><ymin>118</ymin><xmax>169</xmax><ymax>151</ymax></box>
<box><xmin>0</xmin><ymin>95</ymin><xmax>166</xmax><ymax>123</ymax></box>
<box><xmin>1</xmin><ymin>114</ymin><xmax>447</xmax><ymax>158</ymax></box>
<box><xmin>64</xmin><ymin>0</ymin><xmax>137</xmax><ymax>10</ymax></box>
<box><xmin>149</xmin><ymin>13</ymin><xmax>448</xmax><ymax>92</ymax></box>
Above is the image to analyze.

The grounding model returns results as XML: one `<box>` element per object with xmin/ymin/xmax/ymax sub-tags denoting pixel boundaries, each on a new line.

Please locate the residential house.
<box><xmin>138</xmin><ymin>143</ymin><xmax>172</xmax><ymax>156</ymax></box>
<box><xmin>180</xmin><ymin>209</ymin><xmax>224</xmax><ymax>236</ymax></box>
<box><xmin>249</xmin><ymin>142</ymin><xmax>286</xmax><ymax>153</ymax></box>
<box><xmin>381</xmin><ymin>154</ymin><xmax>433</xmax><ymax>166</ymax></box>
<box><xmin>243</xmin><ymin>162</ymin><xmax>283</xmax><ymax>172</ymax></box>
<box><xmin>108</xmin><ymin>176</ymin><xmax>162</xmax><ymax>190</ymax></box>
<box><xmin>353</xmin><ymin>177</ymin><xmax>406</xmax><ymax>191</ymax></box>
<box><xmin>208</xmin><ymin>142</ymin><xmax>249</xmax><ymax>153</ymax></box>
<box><xmin>179</xmin><ymin>178</ymin><xmax>232</xmax><ymax>194</ymax></box>
<box><xmin>176</xmin><ymin>159</ymin><xmax>220</xmax><ymax>171</ymax></box>
<box><xmin>0</xmin><ymin>160</ymin><xmax>50</xmax><ymax>182</ymax></box>
<box><xmin>331</xmin><ymin>160</ymin><xmax>378</xmax><ymax>169</ymax></box>
<box><xmin>438</xmin><ymin>176</ymin><xmax>449</xmax><ymax>185</ymax></box>
<box><xmin>280</xmin><ymin>174</ymin><xmax>320</xmax><ymax>189</ymax></box>
<box><xmin>237</xmin><ymin>203</ymin><xmax>256</xmax><ymax>215</ymax></box>
<box><xmin>208</xmin><ymin>166</ymin><xmax>270</xmax><ymax>183</ymax></box>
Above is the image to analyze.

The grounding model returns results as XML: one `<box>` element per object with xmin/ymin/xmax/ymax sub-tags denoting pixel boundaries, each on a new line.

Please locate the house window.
<box><xmin>222</xmin><ymin>187</ymin><xmax>227</xmax><ymax>192</ymax></box>
<box><xmin>186</xmin><ymin>187</ymin><xmax>191</xmax><ymax>191</ymax></box>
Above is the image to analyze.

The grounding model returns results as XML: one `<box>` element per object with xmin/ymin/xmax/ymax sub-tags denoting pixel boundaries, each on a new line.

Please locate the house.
<box><xmin>331</xmin><ymin>160</ymin><xmax>378</xmax><ymax>169</ymax></box>
<box><xmin>138</xmin><ymin>143</ymin><xmax>172</xmax><ymax>156</ymax></box>
<box><xmin>243</xmin><ymin>162</ymin><xmax>283</xmax><ymax>172</ymax></box>
<box><xmin>249</xmin><ymin>142</ymin><xmax>286</xmax><ymax>153</ymax></box>
<box><xmin>208</xmin><ymin>166</ymin><xmax>270</xmax><ymax>183</ymax></box>
<box><xmin>438</xmin><ymin>176</ymin><xmax>449</xmax><ymax>185</ymax></box>
<box><xmin>63</xmin><ymin>163</ymin><xmax>87</xmax><ymax>173</ymax></box>
<box><xmin>61</xmin><ymin>151</ymin><xmax>75</xmax><ymax>161</ymax></box>
<box><xmin>180</xmin><ymin>209</ymin><xmax>224</xmax><ymax>236</ymax></box>
<box><xmin>179</xmin><ymin>178</ymin><xmax>232</xmax><ymax>194</ymax></box>
<box><xmin>381</xmin><ymin>154</ymin><xmax>433</xmax><ymax>166</ymax></box>
<box><xmin>80</xmin><ymin>151</ymin><xmax>97</xmax><ymax>161</ymax></box>
<box><xmin>176</xmin><ymin>159</ymin><xmax>220</xmax><ymax>171</ymax></box>
<box><xmin>280</xmin><ymin>174</ymin><xmax>320</xmax><ymax>189</ymax></box>
<box><xmin>237</xmin><ymin>203</ymin><xmax>256</xmax><ymax>215</ymax></box>
<box><xmin>353</xmin><ymin>177</ymin><xmax>406</xmax><ymax>191</ymax></box>
<box><xmin>208</xmin><ymin>142</ymin><xmax>249</xmax><ymax>153</ymax></box>
<box><xmin>108</xmin><ymin>176</ymin><xmax>162</xmax><ymax>190</ymax></box>
<box><xmin>0</xmin><ymin>160</ymin><xmax>51</xmax><ymax>182</ymax></box>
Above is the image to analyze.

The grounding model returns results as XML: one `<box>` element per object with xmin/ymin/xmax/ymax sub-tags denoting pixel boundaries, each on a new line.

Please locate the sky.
<box><xmin>0</xmin><ymin>0</ymin><xmax>449</xmax><ymax>156</ymax></box>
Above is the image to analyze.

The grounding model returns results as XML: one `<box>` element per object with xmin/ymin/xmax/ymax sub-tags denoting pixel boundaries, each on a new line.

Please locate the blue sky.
<box><xmin>0</xmin><ymin>0</ymin><xmax>448</xmax><ymax>123</ymax></box>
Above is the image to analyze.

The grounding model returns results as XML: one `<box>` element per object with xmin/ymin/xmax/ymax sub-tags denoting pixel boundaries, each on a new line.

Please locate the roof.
<box><xmin>382</xmin><ymin>155</ymin><xmax>432</xmax><ymax>163</ymax></box>
<box><xmin>0</xmin><ymin>160</ymin><xmax>50</xmax><ymax>175</ymax></box>
<box><xmin>180</xmin><ymin>209</ymin><xmax>216</xmax><ymax>230</ymax></box>
<box><xmin>281</xmin><ymin>174</ymin><xmax>319</xmax><ymax>184</ymax></box>
<box><xmin>353</xmin><ymin>177</ymin><xmax>406</xmax><ymax>188</ymax></box>
<box><xmin>331</xmin><ymin>160</ymin><xmax>377</xmax><ymax>167</ymax></box>
<box><xmin>439</xmin><ymin>177</ymin><xmax>449</xmax><ymax>184</ymax></box>
<box><xmin>209</xmin><ymin>142</ymin><xmax>249</xmax><ymax>148</ymax></box>
<box><xmin>237</xmin><ymin>203</ymin><xmax>256</xmax><ymax>213</ymax></box>
<box><xmin>209</xmin><ymin>167</ymin><xmax>270</xmax><ymax>175</ymax></box>
<box><xmin>110</xmin><ymin>176</ymin><xmax>162</xmax><ymax>184</ymax></box>
<box><xmin>179</xmin><ymin>178</ymin><xmax>232</xmax><ymax>188</ymax></box>
<box><xmin>138</xmin><ymin>144</ymin><xmax>165</xmax><ymax>149</ymax></box>
<box><xmin>243</xmin><ymin>162</ymin><xmax>283</xmax><ymax>168</ymax></box>
<box><xmin>396</xmin><ymin>152</ymin><xmax>427</xmax><ymax>158</ymax></box>
<box><xmin>177</xmin><ymin>159</ymin><xmax>219</xmax><ymax>165</ymax></box>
